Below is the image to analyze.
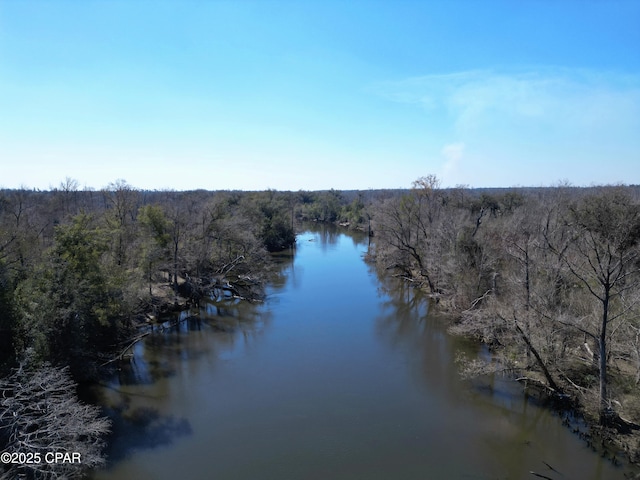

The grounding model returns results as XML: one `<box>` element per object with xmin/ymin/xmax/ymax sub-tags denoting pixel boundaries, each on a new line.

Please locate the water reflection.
<box><xmin>370</xmin><ymin>257</ymin><xmax>630</xmax><ymax>479</ymax></box>
<box><xmin>91</xmin><ymin>228</ymin><xmax>632</xmax><ymax>480</ymax></box>
<box><xmin>300</xmin><ymin>222</ymin><xmax>367</xmax><ymax>252</ymax></box>
<box><xmin>90</xmin><ymin>255</ymin><xmax>290</xmax><ymax>469</ymax></box>
<box><xmin>373</xmin><ymin>273</ymin><xmax>468</xmax><ymax>402</ymax></box>
<box><xmin>103</xmin><ymin>405</ymin><xmax>192</xmax><ymax>465</ymax></box>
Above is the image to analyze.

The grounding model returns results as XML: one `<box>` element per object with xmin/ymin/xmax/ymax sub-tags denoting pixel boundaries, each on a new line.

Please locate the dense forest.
<box><xmin>0</xmin><ymin>181</ymin><xmax>298</xmax><ymax>478</ymax></box>
<box><xmin>2</xmin><ymin>177</ymin><xmax>640</xmax><ymax>478</ymax></box>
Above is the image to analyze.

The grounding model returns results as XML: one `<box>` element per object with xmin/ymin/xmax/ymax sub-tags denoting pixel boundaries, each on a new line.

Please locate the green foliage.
<box><xmin>340</xmin><ymin>195</ymin><xmax>366</xmax><ymax>225</ymax></box>
<box><xmin>242</xmin><ymin>191</ymin><xmax>295</xmax><ymax>252</ymax></box>
<box><xmin>4</xmin><ymin>179</ymin><xmax>638</xmax><ymax>431</ymax></box>
<box><xmin>0</xmin><ymin>185</ymin><xmax>353</xmax><ymax>375</ymax></box>
<box><xmin>139</xmin><ymin>204</ymin><xmax>171</xmax><ymax>249</ymax></box>
<box><xmin>304</xmin><ymin>189</ymin><xmax>343</xmax><ymax>222</ymax></box>
<box><xmin>138</xmin><ymin>204</ymin><xmax>172</xmax><ymax>292</ymax></box>
<box><xmin>13</xmin><ymin>214</ymin><xmax>128</xmax><ymax>376</ymax></box>
<box><xmin>257</xmin><ymin>191</ymin><xmax>296</xmax><ymax>252</ymax></box>
<box><xmin>262</xmin><ymin>215</ymin><xmax>296</xmax><ymax>252</ymax></box>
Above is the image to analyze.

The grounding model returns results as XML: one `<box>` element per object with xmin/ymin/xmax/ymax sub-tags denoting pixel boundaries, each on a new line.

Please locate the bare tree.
<box><xmin>373</xmin><ymin>176</ymin><xmax>446</xmax><ymax>294</ymax></box>
<box><xmin>103</xmin><ymin>179</ymin><xmax>140</xmax><ymax>267</ymax></box>
<box><xmin>57</xmin><ymin>177</ymin><xmax>80</xmax><ymax>216</ymax></box>
<box><xmin>560</xmin><ymin>189</ymin><xmax>640</xmax><ymax>423</ymax></box>
<box><xmin>0</xmin><ymin>364</ymin><xmax>110</xmax><ymax>479</ymax></box>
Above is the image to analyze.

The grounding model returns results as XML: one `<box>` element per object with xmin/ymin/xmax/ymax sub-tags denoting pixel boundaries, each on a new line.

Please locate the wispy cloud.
<box><xmin>373</xmin><ymin>68</ymin><xmax>640</xmax><ymax>186</ymax></box>
<box><xmin>375</xmin><ymin>68</ymin><xmax>640</xmax><ymax>135</ymax></box>
<box><xmin>440</xmin><ymin>142</ymin><xmax>465</xmax><ymax>183</ymax></box>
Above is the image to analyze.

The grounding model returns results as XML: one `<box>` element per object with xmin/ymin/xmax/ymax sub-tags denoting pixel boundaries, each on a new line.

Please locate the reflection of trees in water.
<box><xmin>470</xmin><ymin>396</ymin><xmax>555</xmax><ymax>480</ymax></box>
<box><xmin>316</xmin><ymin>223</ymin><xmax>340</xmax><ymax>251</ymax></box>
<box><xmin>102</xmin><ymin>404</ymin><xmax>192</xmax><ymax>465</ymax></box>
<box><xmin>466</xmin><ymin>379</ymin><xmax>612</xmax><ymax>480</ymax></box>
<box><xmin>347</xmin><ymin>229</ymin><xmax>368</xmax><ymax>248</ymax></box>
<box><xmin>300</xmin><ymin>222</ymin><xmax>341</xmax><ymax>252</ymax></box>
<box><xmin>376</xmin><ymin>272</ymin><xmax>429</xmax><ymax>316</ymax></box>
<box><xmin>114</xmin><ymin>301</ymin><xmax>273</xmax><ymax>388</ymax></box>
<box><xmin>370</xmin><ymin>261</ymin><xmax>609</xmax><ymax>480</ymax></box>
<box><xmin>373</xmin><ymin>272</ymin><xmax>476</xmax><ymax>404</ymax></box>
<box><xmin>111</xmin><ymin>242</ymin><xmax>292</xmax><ymax>388</ymax></box>
<box><xmin>297</xmin><ymin>222</ymin><xmax>369</xmax><ymax>255</ymax></box>
<box><xmin>86</xmin><ymin>378</ymin><xmax>192</xmax><ymax>467</ymax></box>
<box><xmin>93</xmin><ymin>249</ymin><xmax>290</xmax><ymax>466</ymax></box>
<box><xmin>255</xmin><ymin>239</ymin><xmax>298</xmax><ymax>291</ymax></box>
<box><xmin>374</xmin><ymin>267</ymin><xmax>540</xmax><ymax>415</ymax></box>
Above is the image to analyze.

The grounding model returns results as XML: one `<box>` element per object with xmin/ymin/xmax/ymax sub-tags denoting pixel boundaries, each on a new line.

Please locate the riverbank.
<box><xmin>104</xmin><ymin>267</ymin><xmax>271</xmax><ymax>368</ymax></box>
<box><xmin>362</xmin><ymin>253</ymin><xmax>640</xmax><ymax>473</ymax></box>
<box><xmin>365</xmin><ymin>184</ymin><xmax>640</xmax><ymax>477</ymax></box>
<box><xmin>430</xmin><ymin>301</ymin><xmax>640</xmax><ymax>475</ymax></box>
<box><xmin>91</xmin><ymin>227</ymin><xmax>626</xmax><ymax>480</ymax></box>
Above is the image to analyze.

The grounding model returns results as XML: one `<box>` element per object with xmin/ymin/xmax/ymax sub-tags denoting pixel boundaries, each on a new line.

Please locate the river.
<box><xmin>91</xmin><ymin>226</ymin><xmax>627</xmax><ymax>479</ymax></box>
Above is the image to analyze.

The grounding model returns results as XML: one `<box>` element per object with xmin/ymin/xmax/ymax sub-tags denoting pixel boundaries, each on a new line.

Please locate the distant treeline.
<box><xmin>2</xmin><ymin>177</ymin><xmax>640</xmax><ymax>476</ymax></box>
<box><xmin>0</xmin><ymin>181</ymin><xmax>395</xmax><ymax>375</ymax></box>
<box><xmin>0</xmin><ymin>181</ymin><xmax>316</xmax><ymax>478</ymax></box>
<box><xmin>1</xmin><ymin>181</ymin><xmax>300</xmax><ymax>376</ymax></box>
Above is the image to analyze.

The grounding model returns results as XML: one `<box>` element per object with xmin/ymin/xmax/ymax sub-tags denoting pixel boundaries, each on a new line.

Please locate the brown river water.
<box><xmin>90</xmin><ymin>226</ymin><xmax>630</xmax><ymax>479</ymax></box>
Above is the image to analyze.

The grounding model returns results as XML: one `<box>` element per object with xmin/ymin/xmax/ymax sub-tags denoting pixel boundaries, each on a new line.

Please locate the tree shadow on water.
<box><xmin>111</xmin><ymin>355</ymin><xmax>177</xmax><ymax>386</ymax></box>
<box><xmin>102</xmin><ymin>405</ymin><xmax>193</xmax><ymax>466</ymax></box>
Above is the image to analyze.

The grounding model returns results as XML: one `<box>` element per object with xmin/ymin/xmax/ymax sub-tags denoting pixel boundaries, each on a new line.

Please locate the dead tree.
<box><xmin>0</xmin><ymin>364</ymin><xmax>111</xmax><ymax>479</ymax></box>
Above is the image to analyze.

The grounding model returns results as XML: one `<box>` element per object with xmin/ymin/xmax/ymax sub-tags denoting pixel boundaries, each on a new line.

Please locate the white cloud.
<box><xmin>440</xmin><ymin>142</ymin><xmax>465</xmax><ymax>183</ymax></box>
<box><xmin>373</xmin><ymin>68</ymin><xmax>640</xmax><ymax>186</ymax></box>
<box><xmin>375</xmin><ymin>68</ymin><xmax>640</xmax><ymax>137</ymax></box>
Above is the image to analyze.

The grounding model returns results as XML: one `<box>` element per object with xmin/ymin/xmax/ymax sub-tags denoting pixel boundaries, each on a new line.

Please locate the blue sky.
<box><xmin>1</xmin><ymin>1</ymin><xmax>639</xmax><ymax>191</ymax></box>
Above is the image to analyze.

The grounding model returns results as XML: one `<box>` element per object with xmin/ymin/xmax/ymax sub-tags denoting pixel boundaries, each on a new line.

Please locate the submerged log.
<box><xmin>529</xmin><ymin>472</ymin><xmax>554</xmax><ymax>480</ymax></box>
